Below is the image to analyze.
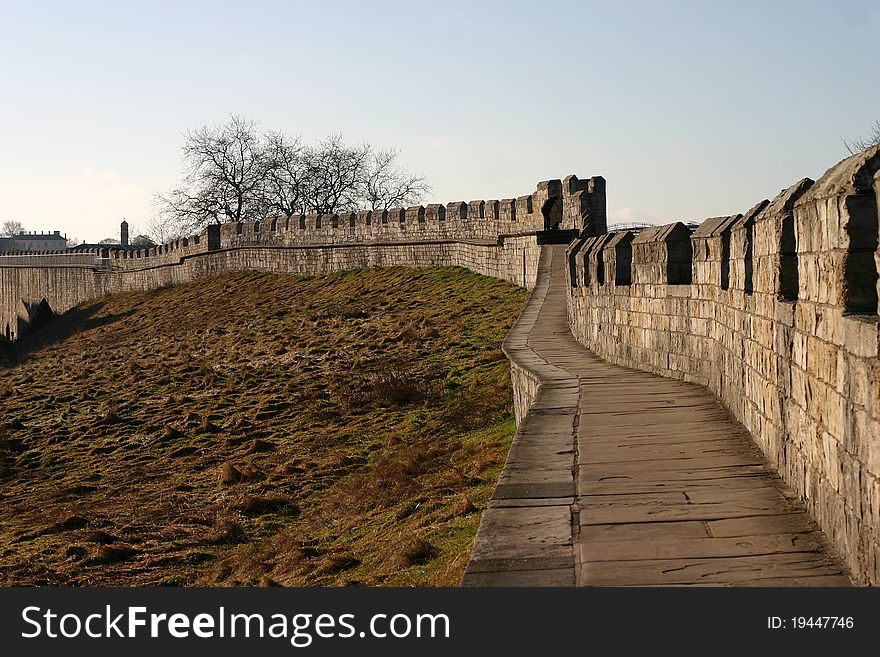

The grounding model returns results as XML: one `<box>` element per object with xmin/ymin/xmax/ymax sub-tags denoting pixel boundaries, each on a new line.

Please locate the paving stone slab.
<box><xmin>578</xmin><ymin>464</ymin><xmax>769</xmax><ymax>486</ymax></box>
<box><xmin>579</xmin><ymin>533</ymin><xmax>823</xmax><ymax>563</ymax></box>
<box><xmin>493</xmin><ymin>482</ymin><xmax>576</xmax><ymax>499</ymax></box>
<box><xmin>461</xmin><ymin>568</ymin><xmax>576</xmax><ymax>587</ymax></box>
<box><xmin>505</xmin><ymin>445</ymin><xmax>574</xmax><ymax>465</ymax></box>
<box><xmin>579</xmin><ymin>474</ymin><xmax>772</xmax><ymax>496</ymax></box>
<box><xmin>580</xmin><ymin>496</ymin><xmax>792</xmax><ymax>525</ymax></box>
<box><xmin>578</xmin><ymin>443</ymin><xmax>757</xmax><ymax>465</ymax></box>
<box><xmin>465</xmin><ymin>555</ymin><xmax>574</xmax><ymax>573</ymax></box>
<box><xmin>580</xmin><ymin>521</ymin><xmax>711</xmax><ymax>543</ymax></box>
<box><xmin>488</xmin><ymin>497</ymin><xmax>575</xmax><ymax>509</ymax></box>
<box><xmin>468</xmin><ymin>505</ymin><xmax>573</xmax><ymax>561</ymax></box>
<box><xmin>580</xmin><ymin>553</ymin><xmax>846</xmax><ymax>586</ymax></box>
<box><xmin>579</xmin><ymin>460</ymin><xmax>767</xmax><ymax>485</ymax></box>
<box><xmin>730</xmin><ymin>575</ymin><xmax>852</xmax><ymax>587</ymax></box>
<box><xmin>498</xmin><ymin>471</ymin><xmax>573</xmax><ymax>485</ymax></box>
<box><xmin>707</xmin><ymin>513</ymin><xmax>821</xmax><ymax>537</ymax></box>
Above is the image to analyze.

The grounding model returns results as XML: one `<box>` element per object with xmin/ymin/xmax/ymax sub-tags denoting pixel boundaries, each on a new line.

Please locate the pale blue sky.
<box><xmin>1</xmin><ymin>0</ymin><xmax>878</xmax><ymax>242</ymax></box>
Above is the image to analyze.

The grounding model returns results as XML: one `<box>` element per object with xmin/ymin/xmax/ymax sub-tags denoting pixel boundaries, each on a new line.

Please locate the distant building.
<box><xmin>0</xmin><ymin>230</ymin><xmax>68</xmax><ymax>252</ymax></box>
<box><xmin>73</xmin><ymin>220</ymin><xmax>146</xmax><ymax>252</ymax></box>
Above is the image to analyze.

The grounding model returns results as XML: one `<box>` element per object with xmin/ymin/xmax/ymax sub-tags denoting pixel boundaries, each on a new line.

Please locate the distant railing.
<box><xmin>0</xmin><ymin>252</ymin><xmax>108</xmax><ymax>269</ymax></box>
<box><xmin>607</xmin><ymin>221</ymin><xmax>701</xmax><ymax>234</ymax></box>
<box><xmin>607</xmin><ymin>222</ymin><xmax>656</xmax><ymax>233</ymax></box>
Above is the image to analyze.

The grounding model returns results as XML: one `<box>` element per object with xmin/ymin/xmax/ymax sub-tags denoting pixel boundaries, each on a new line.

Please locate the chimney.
<box><xmin>120</xmin><ymin>219</ymin><xmax>129</xmax><ymax>246</ymax></box>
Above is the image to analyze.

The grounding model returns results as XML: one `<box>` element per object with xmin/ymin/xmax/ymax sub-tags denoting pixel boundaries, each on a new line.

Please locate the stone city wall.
<box><xmin>1</xmin><ymin>174</ymin><xmax>607</xmax><ymax>341</ymax></box>
<box><xmin>0</xmin><ymin>237</ymin><xmax>541</xmax><ymax>342</ymax></box>
<box><xmin>566</xmin><ymin>145</ymin><xmax>880</xmax><ymax>585</ymax></box>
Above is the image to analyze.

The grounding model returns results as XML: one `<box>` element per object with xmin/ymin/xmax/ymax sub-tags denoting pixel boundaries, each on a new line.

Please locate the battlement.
<box><xmin>77</xmin><ymin>176</ymin><xmax>599</xmax><ymax>273</ymax></box>
<box><xmin>566</xmin><ymin>145</ymin><xmax>880</xmax><ymax>313</ymax></box>
<box><xmin>1</xmin><ymin>174</ymin><xmax>597</xmax><ymax>343</ymax></box>
<box><xmin>0</xmin><ymin>173</ymin><xmax>605</xmax><ymax>277</ymax></box>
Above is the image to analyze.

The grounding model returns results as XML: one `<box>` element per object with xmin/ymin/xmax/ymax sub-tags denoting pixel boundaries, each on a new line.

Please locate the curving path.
<box><xmin>463</xmin><ymin>245</ymin><xmax>852</xmax><ymax>586</ymax></box>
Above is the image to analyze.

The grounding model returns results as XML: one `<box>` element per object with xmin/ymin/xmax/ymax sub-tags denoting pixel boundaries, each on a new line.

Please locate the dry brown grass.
<box><xmin>0</xmin><ymin>266</ymin><xmax>526</xmax><ymax>586</ymax></box>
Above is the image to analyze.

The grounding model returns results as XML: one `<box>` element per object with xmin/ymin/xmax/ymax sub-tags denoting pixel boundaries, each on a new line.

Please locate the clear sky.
<box><xmin>1</xmin><ymin>0</ymin><xmax>878</xmax><ymax>243</ymax></box>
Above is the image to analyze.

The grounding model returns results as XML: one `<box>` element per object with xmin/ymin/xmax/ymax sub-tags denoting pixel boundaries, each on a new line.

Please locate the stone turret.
<box><xmin>120</xmin><ymin>219</ymin><xmax>129</xmax><ymax>246</ymax></box>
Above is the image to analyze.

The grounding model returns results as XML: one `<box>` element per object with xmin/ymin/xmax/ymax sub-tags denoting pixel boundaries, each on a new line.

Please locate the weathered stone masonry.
<box><xmin>567</xmin><ymin>145</ymin><xmax>880</xmax><ymax>585</ymax></box>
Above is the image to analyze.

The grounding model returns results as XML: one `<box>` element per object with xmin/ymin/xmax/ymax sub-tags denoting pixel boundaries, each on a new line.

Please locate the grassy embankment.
<box><xmin>0</xmin><ymin>266</ymin><xmax>527</xmax><ymax>586</ymax></box>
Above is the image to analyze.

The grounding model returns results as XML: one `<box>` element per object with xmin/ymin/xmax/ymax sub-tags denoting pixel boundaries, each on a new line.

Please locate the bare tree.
<box><xmin>155</xmin><ymin>115</ymin><xmax>266</xmax><ymax>232</ymax></box>
<box><xmin>146</xmin><ymin>214</ymin><xmax>186</xmax><ymax>245</ymax></box>
<box><xmin>155</xmin><ymin>115</ymin><xmax>429</xmax><ymax>231</ymax></box>
<box><xmin>302</xmin><ymin>134</ymin><xmax>371</xmax><ymax>214</ymax></box>
<box><xmin>1</xmin><ymin>220</ymin><xmax>23</xmax><ymax>238</ymax></box>
<box><xmin>363</xmin><ymin>149</ymin><xmax>431</xmax><ymax>211</ymax></box>
<box><xmin>843</xmin><ymin>118</ymin><xmax>880</xmax><ymax>155</ymax></box>
<box><xmin>260</xmin><ymin>131</ymin><xmax>309</xmax><ymax>216</ymax></box>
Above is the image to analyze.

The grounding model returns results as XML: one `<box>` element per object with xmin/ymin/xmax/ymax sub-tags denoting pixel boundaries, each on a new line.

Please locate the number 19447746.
<box><xmin>767</xmin><ymin>616</ymin><xmax>854</xmax><ymax>630</ymax></box>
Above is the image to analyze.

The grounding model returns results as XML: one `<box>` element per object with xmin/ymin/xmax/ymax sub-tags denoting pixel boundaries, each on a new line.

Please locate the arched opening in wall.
<box><xmin>568</xmin><ymin>245</ymin><xmax>579</xmax><ymax>288</ymax></box>
<box><xmin>253</xmin><ymin>221</ymin><xmax>261</xmax><ymax>233</ymax></box>
<box><xmin>270</xmin><ymin>219</ymin><xmax>277</xmax><ymax>232</ymax></box>
<box><xmin>299</xmin><ymin>216</ymin><xmax>306</xmax><ymax>230</ymax></box>
<box><xmin>541</xmin><ymin>198</ymin><xmax>560</xmax><ymax>231</ymax></box>
<box><xmin>349</xmin><ymin>215</ymin><xmax>356</xmax><ymax>228</ymax></box>
<box><xmin>779</xmin><ymin>213</ymin><xmax>798</xmax><ymax>300</ymax></box>
<box><xmin>236</xmin><ymin>223</ymin><xmax>244</xmax><ymax>236</ymax></box>
<box><xmin>4</xmin><ymin>324</ymin><xmax>10</xmax><ymax>341</ymax></box>
<box><xmin>596</xmin><ymin>249</ymin><xmax>605</xmax><ymax>285</ymax></box>
<box><xmin>316</xmin><ymin>216</ymin><xmax>322</xmax><ymax>229</ymax></box>
<box><xmin>720</xmin><ymin>231</ymin><xmax>731</xmax><ymax>289</ymax></box>
<box><xmin>843</xmin><ymin>193</ymin><xmax>879</xmax><ymax>313</ymax></box>
<box><xmin>332</xmin><ymin>215</ymin><xmax>339</xmax><ymax>228</ymax></box>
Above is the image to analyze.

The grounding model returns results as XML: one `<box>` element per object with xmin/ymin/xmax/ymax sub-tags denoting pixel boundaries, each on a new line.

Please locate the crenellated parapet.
<box><xmin>1</xmin><ymin>174</ymin><xmax>598</xmax><ymax>344</ymax></box>
<box><xmin>91</xmin><ymin>176</ymin><xmax>585</xmax><ymax>277</ymax></box>
<box><xmin>75</xmin><ymin>174</ymin><xmax>604</xmax><ymax>273</ymax></box>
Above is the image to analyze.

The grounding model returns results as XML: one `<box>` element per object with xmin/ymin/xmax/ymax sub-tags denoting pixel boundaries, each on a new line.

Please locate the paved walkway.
<box><xmin>464</xmin><ymin>245</ymin><xmax>851</xmax><ymax>586</ymax></box>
